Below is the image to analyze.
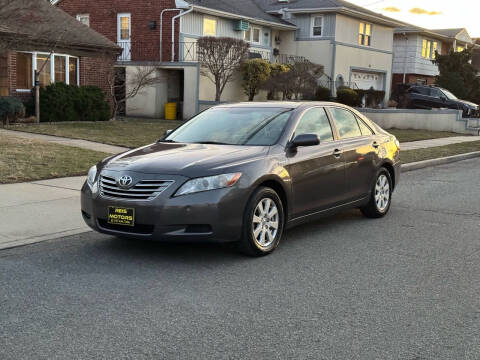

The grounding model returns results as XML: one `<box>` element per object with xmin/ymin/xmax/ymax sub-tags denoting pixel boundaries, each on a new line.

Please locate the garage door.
<box><xmin>351</xmin><ymin>71</ymin><xmax>384</xmax><ymax>90</ymax></box>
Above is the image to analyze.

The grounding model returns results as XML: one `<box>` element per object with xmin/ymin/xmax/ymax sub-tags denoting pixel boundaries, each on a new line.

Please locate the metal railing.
<box><xmin>117</xmin><ymin>41</ymin><xmax>310</xmax><ymax>65</ymax></box>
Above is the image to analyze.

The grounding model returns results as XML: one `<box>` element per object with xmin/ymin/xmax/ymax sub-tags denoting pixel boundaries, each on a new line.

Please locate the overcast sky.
<box><xmin>347</xmin><ymin>0</ymin><xmax>478</xmax><ymax>38</ymax></box>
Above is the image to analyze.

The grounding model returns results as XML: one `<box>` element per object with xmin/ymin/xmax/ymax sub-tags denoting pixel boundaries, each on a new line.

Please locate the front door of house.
<box><xmin>117</xmin><ymin>13</ymin><xmax>131</xmax><ymax>61</ymax></box>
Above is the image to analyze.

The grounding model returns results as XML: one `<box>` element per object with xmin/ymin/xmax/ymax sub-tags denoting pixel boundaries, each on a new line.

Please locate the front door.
<box><xmin>117</xmin><ymin>13</ymin><xmax>131</xmax><ymax>61</ymax></box>
<box><xmin>287</xmin><ymin>107</ymin><xmax>346</xmax><ymax>218</ymax></box>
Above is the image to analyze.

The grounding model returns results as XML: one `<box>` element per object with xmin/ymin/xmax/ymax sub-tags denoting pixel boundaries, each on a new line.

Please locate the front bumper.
<box><xmin>81</xmin><ymin>173</ymin><xmax>250</xmax><ymax>243</ymax></box>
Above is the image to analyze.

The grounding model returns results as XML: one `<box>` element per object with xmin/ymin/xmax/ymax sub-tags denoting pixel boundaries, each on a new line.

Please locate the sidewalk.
<box><xmin>400</xmin><ymin>136</ymin><xmax>478</xmax><ymax>151</ymax></box>
<box><xmin>0</xmin><ymin>176</ymin><xmax>89</xmax><ymax>250</ymax></box>
<box><xmin>0</xmin><ymin>129</ymin><xmax>129</xmax><ymax>154</ymax></box>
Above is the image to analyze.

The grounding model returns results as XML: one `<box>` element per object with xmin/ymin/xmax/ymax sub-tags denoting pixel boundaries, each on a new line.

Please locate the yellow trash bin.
<box><xmin>165</xmin><ymin>102</ymin><xmax>177</xmax><ymax>120</ymax></box>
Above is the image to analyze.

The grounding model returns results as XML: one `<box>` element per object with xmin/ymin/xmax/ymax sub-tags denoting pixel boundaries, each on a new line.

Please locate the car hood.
<box><xmin>102</xmin><ymin>142</ymin><xmax>269</xmax><ymax>177</ymax></box>
<box><xmin>456</xmin><ymin>99</ymin><xmax>479</xmax><ymax>109</ymax></box>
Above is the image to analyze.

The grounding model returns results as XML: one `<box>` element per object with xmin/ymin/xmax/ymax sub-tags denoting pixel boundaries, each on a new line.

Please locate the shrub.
<box><xmin>39</xmin><ymin>83</ymin><xmax>110</xmax><ymax>122</ymax></box>
<box><xmin>356</xmin><ymin>87</ymin><xmax>386</xmax><ymax>108</ymax></box>
<box><xmin>0</xmin><ymin>97</ymin><xmax>25</xmax><ymax>125</ymax></box>
<box><xmin>240</xmin><ymin>59</ymin><xmax>271</xmax><ymax>101</ymax></box>
<box><xmin>75</xmin><ymin>86</ymin><xmax>110</xmax><ymax>122</ymax></box>
<box><xmin>314</xmin><ymin>86</ymin><xmax>331</xmax><ymax>101</ymax></box>
<box><xmin>336</xmin><ymin>87</ymin><xmax>360</xmax><ymax>107</ymax></box>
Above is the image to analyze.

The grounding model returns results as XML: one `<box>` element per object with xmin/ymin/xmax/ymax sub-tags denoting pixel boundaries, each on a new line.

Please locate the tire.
<box><xmin>361</xmin><ymin>167</ymin><xmax>393</xmax><ymax>219</ymax></box>
<box><xmin>238</xmin><ymin>187</ymin><xmax>285</xmax><ymax>257</ymax></box>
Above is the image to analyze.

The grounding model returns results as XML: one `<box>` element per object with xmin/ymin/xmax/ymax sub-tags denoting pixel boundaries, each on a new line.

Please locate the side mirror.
<box><xmin>289</xmin><ymin>134</ymin><xmax>320</xmax><ymax>149</ymax></box>
<box><xmin>158</xmin><ymin>129</ymin><xmax>174</xmax><ymax>142</ymax></box>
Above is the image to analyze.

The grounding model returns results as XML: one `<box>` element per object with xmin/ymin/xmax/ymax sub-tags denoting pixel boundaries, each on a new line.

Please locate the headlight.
<box><xmin>87</xmin><ymin>165</ymin><xmax>97</xmax><ymax>188</ymax></box>
<box><xmin>175</xmin><ymin>173</ymin><xmax>242</xmax><ymax>197</ymax></box>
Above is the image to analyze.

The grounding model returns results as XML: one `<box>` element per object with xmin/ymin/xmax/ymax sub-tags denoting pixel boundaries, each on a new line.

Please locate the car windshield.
<box><xmin>164</xmin><ymin>107</ymin><xmax>293</xmax><ymax>146</ymax></box>
<box><xmin>441</xmin><ymin>89</ymin><xmax>458</xmax><ymax>100</ymax></box>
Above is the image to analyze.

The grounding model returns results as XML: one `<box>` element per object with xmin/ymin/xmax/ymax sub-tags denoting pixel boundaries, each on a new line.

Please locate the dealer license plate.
<box><xmin>107</xmin><ymin>207</ymin><xmax>135</xmax><ymax>227</ymax></box>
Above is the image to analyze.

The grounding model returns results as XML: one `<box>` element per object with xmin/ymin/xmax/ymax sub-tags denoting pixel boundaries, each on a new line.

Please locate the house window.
<box><xmin>359</xmin><ymin>22</ymin><xmax>371</xmax><ymax>46</ymax></box>
<box><xmin>0</xmin><ymin>53</ymin><xmax>7</xmax><ymax>96</ymax></box>
<box><xmin>422</xmin><ymin>39</ymin><xmax>437</xmax><ymax>59</ymax></box>
<box><xmin>244</xmin><ymin>26</ymin><xmax>261</xmax><ymax>44</ymax></box>
<box><xmin>16</xmin><ymin>52</ymin><xmax>33</xmax><ymax>89</ymax></box>
<box><xmin>69</xmin><ymin>57</ymin><xmax>78</xmax><ymax>86</ymax></box>
<box><xmin>457</xmin><ymin>46</ymin><xmax>464</xmax><ymax>52</ymax></box>
<box><xmin>432</xmin><ymin>42</ymin><xmax>438</xmax><ymax>59</ymax></box>
<box><xmin>54</xmin><ymin>55</ymin><xmax>66</xmax><ymax>83</ymax></box>
<box><xmin>76</xmin><ymin>14</ymin><xmax>90</xmax><ymax>27</ymax></box>
<box><xmin>15</xmin><ymin>52</ymin><xmax>79</xmax><ymax>91</ymax></box>
<box><xmin>311</xmin><ymin>16</ymin><xmax>323</xmax><ymax>37</ymax></box>
<box><xmin>203</xmin><ymin>17</ymin><xmax>217</xmax><ymax>36</ymax></box>
<box><xmin>36</xmin><ymin>54</ymin><xmax>51</xmax><ymax>87</ymax></box>
<box><xmin>119</xmin><ymin>15</ymin><xmax>130</xmax><ymax>40</ymax></box>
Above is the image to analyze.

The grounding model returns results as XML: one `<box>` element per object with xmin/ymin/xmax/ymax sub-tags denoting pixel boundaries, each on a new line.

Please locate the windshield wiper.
<box><xmin>196</xmin><ymin>141</ymin><xmax>231</xmax><ymax>145</ymax></box>
<box><xmin>158</xmin><ymin>139</ymin><xmax>177</xmax><ymax>143</ymax></box>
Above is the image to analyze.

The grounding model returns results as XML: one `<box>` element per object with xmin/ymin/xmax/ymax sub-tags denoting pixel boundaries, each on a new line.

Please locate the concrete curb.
<box><xmin>402</xmin><ymin>151</ymin><xmax>480</xmax><ymax>172</ymax></box>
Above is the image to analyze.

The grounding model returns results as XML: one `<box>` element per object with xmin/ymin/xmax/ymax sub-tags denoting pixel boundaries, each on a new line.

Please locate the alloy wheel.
<box><xmin>375</xmin><ymin>174</ymin><xmax>390</xmax><ymax>212</ymax></box>
<box><xmin>252</xmin><ymin>198</ymin><xmax>279</xmax><ymax>248</ymax></box>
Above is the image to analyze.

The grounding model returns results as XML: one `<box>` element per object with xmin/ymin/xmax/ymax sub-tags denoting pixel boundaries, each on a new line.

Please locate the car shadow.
<box><xmin>99</xmin><ymin>209</ymin><xmax>366</xmax><ymax>263</ymax></box>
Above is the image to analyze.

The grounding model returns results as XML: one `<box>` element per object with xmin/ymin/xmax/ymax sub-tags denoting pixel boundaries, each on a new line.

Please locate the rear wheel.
<box><xmin>238</xmin><ymin>187</ymin><xmax>284</xmax><ymax>257</ymax></box>
<box><xmin>361</xmin><ymin>168</ymin><xmax>392</xmax><ymax>218</ymax></box>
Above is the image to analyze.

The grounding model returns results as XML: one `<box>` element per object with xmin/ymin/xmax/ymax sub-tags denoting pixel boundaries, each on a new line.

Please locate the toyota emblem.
<box><xmin>118</xmin><ymin>175</ymin><xmax>133</xmax><ymax>188</ymax></box>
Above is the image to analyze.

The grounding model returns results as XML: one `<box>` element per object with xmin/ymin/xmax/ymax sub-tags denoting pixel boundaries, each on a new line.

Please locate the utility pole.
<box><xmin>34</xmin><ymin>70</ymin><xmax>40</xmax><ymax>123</ymax></box>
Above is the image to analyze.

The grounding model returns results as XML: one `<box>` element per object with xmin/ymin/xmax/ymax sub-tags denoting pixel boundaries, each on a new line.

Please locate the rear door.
<box><xmin>326</xmin><ymin>107</ymin><xmax>378</xmax><ymax>201</ymax></box>
<box><xmin>287</xmin><ymin>107</ymin><xmax>346</xmax><ymax>218</ymax></box>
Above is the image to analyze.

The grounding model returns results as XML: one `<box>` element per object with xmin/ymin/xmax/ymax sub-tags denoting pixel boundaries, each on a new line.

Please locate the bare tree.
<box><xmin>107</xmin><ymin>66</ymin><xmax>164</xmax><ymax>121</ymax></box>
<box><xmin>197</xmin><ymin>37</ymin><xmax>249</xmax><ymax>101</ymax></box>
<box><xmin>287</xmin><ymin>61</ymin><xmax>325</xmax><ymax>100</ymax></box>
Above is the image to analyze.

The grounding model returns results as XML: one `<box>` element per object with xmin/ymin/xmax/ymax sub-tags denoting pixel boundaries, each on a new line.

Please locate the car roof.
<box><xmin>214</xmin><ymin>101</ymin><xmax>350</xmax><ymax>109</ymax></box>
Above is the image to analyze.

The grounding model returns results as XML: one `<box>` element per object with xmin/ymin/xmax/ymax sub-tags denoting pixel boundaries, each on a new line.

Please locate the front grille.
<box><xmin>99</xmin><ymin>175</ymin><xmax>174</xmax><ymax>201</ymax></box>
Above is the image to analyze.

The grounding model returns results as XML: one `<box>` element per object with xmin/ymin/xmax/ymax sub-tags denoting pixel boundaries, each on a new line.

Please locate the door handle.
<box><xmin>333</xmin><ymin>149</ymin><xmax>342</xmax><ymax>158</ymax></box>
<box><xmin>372</xmin><ymin>141</ymin><xmax>380</xmax><ymax>149</ymax></box>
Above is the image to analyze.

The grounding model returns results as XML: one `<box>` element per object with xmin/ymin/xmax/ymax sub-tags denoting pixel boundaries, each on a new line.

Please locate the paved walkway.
<box><xmin>401</xmin><ymin>136</ymin><xmax>478</xmax><ymax>151</ymax></box>
<box><xmin>0</xmin><ymin>176</ymin><xmax>89</xmax><ymax>250</ymax></box>
<box><xmin>0</xmin><ymin>129</ymin><xmax>129</xmax><ymax>154</ymax></box>
<box><xmin>2</xmin><ymin>129</ymin><xmax>478</xmax><ymax>154</ymax></box>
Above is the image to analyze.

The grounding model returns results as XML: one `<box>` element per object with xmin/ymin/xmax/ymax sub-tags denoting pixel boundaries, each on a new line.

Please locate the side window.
<box><xmin>356</xmin><ymin>117</ymin><xmax>374</xmax><ymax>136</ymax></box>
<box><xmin>429</xmin><ymin>88</ymin><xmax>442</xmax><ymax>98</ymax></box>
<box><xmin>295</xmin><ymin>108</ymin><xmax>333</xmax><ymax>142</ymax></box>
<box><xmin>329</xmin><ymin>108</ymin><xmax>362</xmax><ymax>139</ymax></box>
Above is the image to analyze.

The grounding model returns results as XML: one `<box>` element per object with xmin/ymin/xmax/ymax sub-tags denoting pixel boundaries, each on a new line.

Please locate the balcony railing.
<box><xmin>117</xmin><ymin>41</ymin><xmax>309</xmax><ymax>65</ymax></box>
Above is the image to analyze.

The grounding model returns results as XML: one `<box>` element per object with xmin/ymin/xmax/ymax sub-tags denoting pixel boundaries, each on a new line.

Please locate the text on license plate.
<box><xmin>108</xmin><ymin>207</ymin><xmax>135</xmax><ymax>226</ymax></box>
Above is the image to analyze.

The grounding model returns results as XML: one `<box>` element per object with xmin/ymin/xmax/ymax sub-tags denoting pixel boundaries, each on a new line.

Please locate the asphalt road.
<box><xmin>1</xmin><ymin>159</ymin><xmax>479</xmax><ymax>360</ymax></box>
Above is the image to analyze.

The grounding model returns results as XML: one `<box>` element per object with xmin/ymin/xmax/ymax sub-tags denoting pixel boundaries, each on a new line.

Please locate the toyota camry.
<box><xmin>81</xmin><ymin>102</ymin><xmax>401</xmax><ymax>256</ymax></box>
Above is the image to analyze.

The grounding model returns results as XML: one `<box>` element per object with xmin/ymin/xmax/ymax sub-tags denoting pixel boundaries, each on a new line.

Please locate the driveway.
<box><xmin>0</xmin><ymin>159</ymin><xmax>479</xmax><ymax>359</ymax></box>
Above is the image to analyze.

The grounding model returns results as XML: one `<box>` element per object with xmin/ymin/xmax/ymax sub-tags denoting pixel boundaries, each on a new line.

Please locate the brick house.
<box><xmin>54</xmin><ymin>0</ymin><xmax>299</xmax><ymax>119</ymax></box>
<box><xmin>0</xmin><ymin>0</ymin><xmax>120</xmax><ymax>105</ymax></box>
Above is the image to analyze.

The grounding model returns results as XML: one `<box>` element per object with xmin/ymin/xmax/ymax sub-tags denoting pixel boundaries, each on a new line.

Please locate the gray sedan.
<box><xmin>81</xmin><ymin>102</ymin><xmax>401</xmax><ymax>256</ymax></box>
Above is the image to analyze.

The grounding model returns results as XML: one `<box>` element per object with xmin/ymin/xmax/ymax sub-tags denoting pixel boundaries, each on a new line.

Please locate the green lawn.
<box><xmin>402</xmin><ymin>140</ymin><xmax>480</xmax><ymax>164</ymax></box>
<box><xmin>7</xmin><ymin>118</ymin><xmax>184</xmax><ymax>149</ymax></box>
<box><xmin>388</xmin><ymin>129</ymin><xmax>463</xmax><ymax>143</ymax></box>
<box><xmin>0</xmin><ymin>135</ymin><xmax>109</xmax><ymax>184</ymax></box>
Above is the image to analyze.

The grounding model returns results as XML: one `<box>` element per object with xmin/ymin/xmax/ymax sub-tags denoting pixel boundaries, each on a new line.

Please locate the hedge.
<box><xmin>36</xmin><ymin>83</ymin><xmax>110</xmax><ymax>122</ymax></box>
<box><xmin>0</xmin><ymin>97</ymin><xmax>25</xmax><ymax>125</ymax></box>
<box><xmin>336</xmin><ymin>87</ymin><xmax>361</xmax><ymax>107</ymax></box>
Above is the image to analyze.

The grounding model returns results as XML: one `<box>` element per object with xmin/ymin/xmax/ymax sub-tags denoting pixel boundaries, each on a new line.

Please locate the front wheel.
<box><xmin>361</xmin><ymin>168</ymin><xmax>393</xmax><ymax>218</ymax></box>
<box><xmin>238</xmin><ymin>187</ymin><xmax>285</xmax><ymax>257</ymax></box>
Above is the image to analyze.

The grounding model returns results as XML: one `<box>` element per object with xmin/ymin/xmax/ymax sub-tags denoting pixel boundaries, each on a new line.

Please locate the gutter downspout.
<box><xmin>402</xmin><ymin>32</ymin><xmax>408</xmax><ymax>84</ymax></box>
<box><xmin>172</xmin><ymin>6</ymin><xmax>193</xmax><ymax>62</ymax></box>
<box><xmin>160</xmin><ymin>9</ymin><xmax>181</xmax><ymax>62</ymax></box>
